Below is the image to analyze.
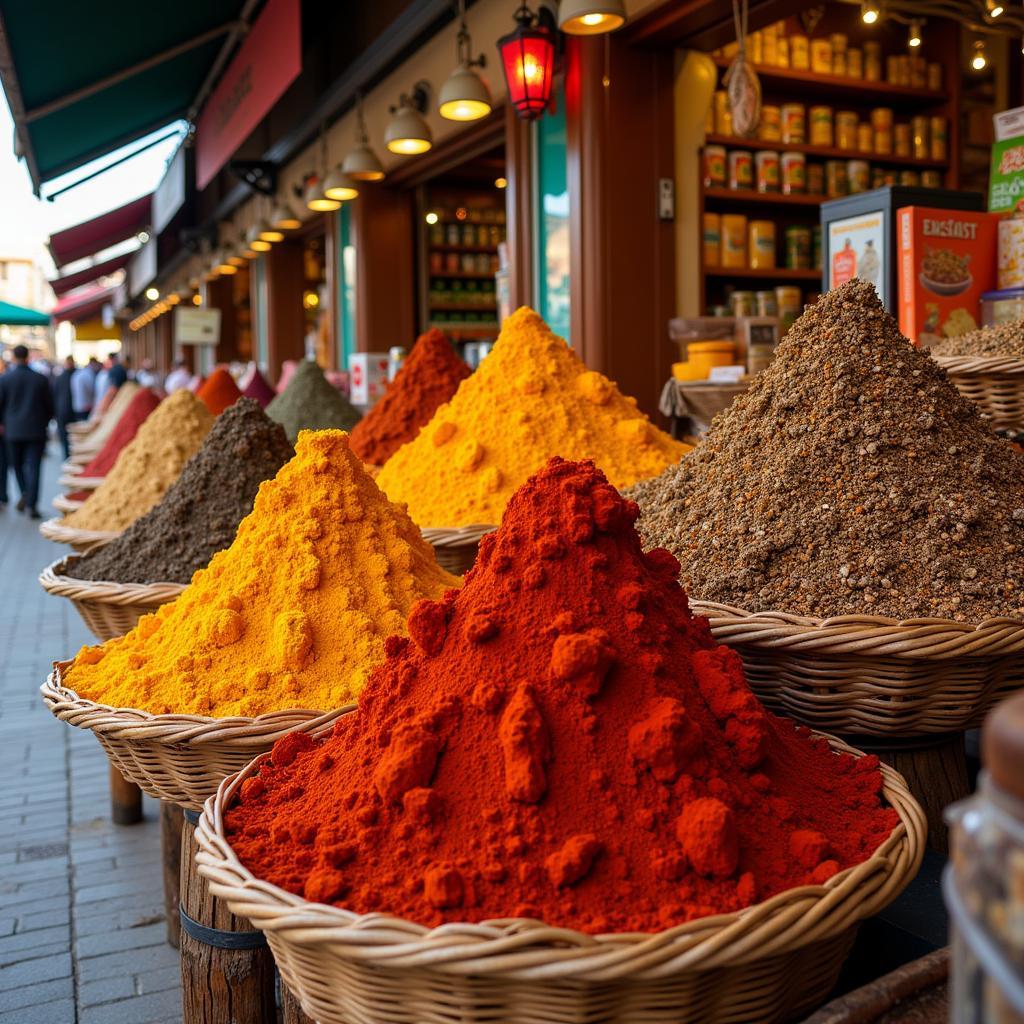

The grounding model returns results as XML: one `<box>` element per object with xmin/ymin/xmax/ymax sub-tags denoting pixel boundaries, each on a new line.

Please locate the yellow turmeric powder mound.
<box><xmin>65</xmin><ymin>430</ymin><xmax>460</xmax><ymax>717</ymax></box>
<box><xmin>376</xmin><ymin>307</ymin><xmax>691</xmax><ymax>526</ymax></box>
<box><xmin>65</xmin><ymin>391</ymin><xmax>213</xmax><ymax>532</ymax></box>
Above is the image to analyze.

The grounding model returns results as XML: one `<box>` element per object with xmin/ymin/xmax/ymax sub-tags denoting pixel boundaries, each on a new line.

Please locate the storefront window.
<box><xmin>533</xmin><ymin>85</ymin><xmax>570</xmax><ymax>343</ymax></box>
<box><xmin>337</xmin><ymin>203</ymin><xmax>356</xmax><ymax>367</ymax></box>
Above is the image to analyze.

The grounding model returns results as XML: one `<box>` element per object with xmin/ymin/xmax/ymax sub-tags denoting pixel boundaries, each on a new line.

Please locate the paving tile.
<box><xmin>0</xmin><ymin>975</ymin><xmax>74</xmax><ymax>1012</ymax></box>
<box><xmin>80</xmin><ymin>987</ymin><xmax>182</xmax><ymax>1024</ymax></box>
<box><xmin>0</xmin><ymin>996</ymin><xmax>76</xmax><ymax>1023</ymax></box>
<box><xmin>0</xmin><ymin>950</ymin><xmax>72</xmax><ymax>990</ymax></box>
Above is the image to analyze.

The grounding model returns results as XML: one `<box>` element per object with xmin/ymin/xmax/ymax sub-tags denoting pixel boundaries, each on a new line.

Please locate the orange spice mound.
<box><xmin>197</xmin><ymin>368</ymin><xmax>243</xmax><ymax>416</ymax></box>
<box><xmin>349</xmin><ymin>329</ymin><xmax>470</xmax><ymax>467</ymax></box>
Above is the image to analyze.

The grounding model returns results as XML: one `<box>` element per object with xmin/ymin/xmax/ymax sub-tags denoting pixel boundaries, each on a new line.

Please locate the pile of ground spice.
<box><xmin>240</xmin><ymin>365</ymin><xmax>276</xmax><ymax>407</ymax></box>
<box><xmin>630</xmin><ymin>279</ymin><xmax>1024</xmax><ymax>622</ymax></box>
<box><xmin>349</xmin><ymin>329</ymin><xmax>470</xmax><ymax>466</ymax></box>
<box><xmin>67</xmin><ymin>400</ymin><xmax>293</xmax><ymax>585</ymax></box>
<box><xmin>66</xmin><ymin>431</ymin><xmax>460</xmax><ymax>717</ymax></box>
<box><xmin>929</xmin><ymin>319</ymin><xmax>1024</xmax><ymax>360</ymax></box>
<box><xmin>266</xmin><ymin>360</ymin><xmax>361</xmax><ymax>443</ymax></box>
<box><xmin>76</xmin><ymin>388</ymin><xmax>161</xmax><ymax>478</ymax></box>
<box><xmin>76</xmin><ymin>382</ymin><xmax>140</xmax><ymax>451</ymax></box>
<box><xmin>224</xmin><ymin>458</ymin><xmax>898</xmax><ymax>933</ymax></box>
<box><xmin>376</xmin><ymin>308</ymin><xmax>689</xmax><ymax>526</ymax></box>
<box><xmin>197</xmin><ymin>367</ymin><xmax>243</xmax><ymax>416</ymax></box>
<box><xmin>64</xmin><ymin>391</ymin><xmax>213</xmax><ymax>533</ymax></box>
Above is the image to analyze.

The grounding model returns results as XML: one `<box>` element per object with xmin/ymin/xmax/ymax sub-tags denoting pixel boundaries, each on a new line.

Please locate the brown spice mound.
<box><xmin>630</xmin><ymin>279</ymin><xmax>1024</xmax><ymax>622</ymax></box>
<box><xmin>929</xmin><ymin>319</ymin><xmax>1024</xmax><ymax>360</ymax></box>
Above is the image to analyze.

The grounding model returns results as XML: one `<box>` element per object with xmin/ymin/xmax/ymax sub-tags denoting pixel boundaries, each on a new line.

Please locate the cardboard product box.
<box><xmin>348</xmin><ymin>352</ymin><xmax>390</xmax><ymax>406</ymax></box>
<box><xmin>897</xmin><ymin>206</ymin><xmax>998</xmax><ymax>346</ymax></box>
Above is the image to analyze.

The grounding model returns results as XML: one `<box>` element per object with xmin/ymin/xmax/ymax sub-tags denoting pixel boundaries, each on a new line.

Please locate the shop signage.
<box><xmin>174</xmin><ymin>306</ymin><xmax>222</xmax><ymax>346</ymax></box>
<box><xmin>152</xmin><ymin>144</ymin><xmax>187</xmax><ymax>234</ymax></box>
<box><xmin>127</xmin><ymin>238</ymin><xmax>157</xmax><ymax>298</ymax></box>
<box><xmin>195</xmin><ymin>0</ymin><xmax>301</xmax><ymax>190</ymax></box>
<box><xmin>990</xmin><ymin>106</ymin><xmax>1024</xmax><ymax>214</ymax></box>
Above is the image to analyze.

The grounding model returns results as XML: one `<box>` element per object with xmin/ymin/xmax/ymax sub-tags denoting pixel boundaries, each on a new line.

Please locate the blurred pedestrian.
<box><xmin>0</xmin><ymin>344</ymin><xmax>54</xmax><ymax>518</ymax></box>
<box><xmin>164</xmin><ymin>358</ymin><xmax>191</xmax><ymax>394</ymax></box>
<box><xmin>53</xmin><ymin>355</ymin><xmax>77</xmax><ymax>459</ymax></box>
<box><xmin>71</xmin><ymin>358</ymin><xmax>98</xmax><ymax>419</ymax></box>
<box><xmin>135</xmin><ymin>358</ymin><xmax>158</xmax><ymax>389</ymax></box>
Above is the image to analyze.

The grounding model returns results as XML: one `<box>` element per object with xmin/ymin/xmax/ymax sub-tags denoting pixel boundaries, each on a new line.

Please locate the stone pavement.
<box><xmin>0</xmin><ymin>445</ymin><xmax>182</xmax><ymax>1023</ymax></box>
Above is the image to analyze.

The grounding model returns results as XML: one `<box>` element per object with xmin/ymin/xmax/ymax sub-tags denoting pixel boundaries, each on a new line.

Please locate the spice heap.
<box><xmin>77</xmin><ymin>381</ymin><xmax>140</xmax><ymax>451</ymax></box>
<box><xmin>929</xmin><ymin>319</ymin><xmax>1024</xmax><ymax>360</ymax></box>
<box><xmin>64</xmin><ymin>391</ymin><xmax>213</xmax><ymax>533</ymax></box>
<box><xmin>197</xmin><ymin>367</ymin><xmax>243</xmax><ymax>416</ymax></box>
<box><xmin>65</xmin><ymin>430</ymin><xmax>460</xmax><ymax>717</ymax></box>
<box><xmin>241</xmin><ymin>365</ymin><xmax>276</xmax><ymax>408</ymax></box>
<box><xmin>266</xmin><ymin>360</ymin><xmax>361</xmax><ymax>443</ymax></box>
<box><xmin>77</xmin><ymin>388</ymin><xmax>161</xmax><ymax>478</ymax></box>
<box><xmin>630</xmin><ymin>279</ymin><xmax>1024</xmax><ymax>621</ymax></box>
<box><xmin>225</xmin><ymin>458</ymin><xmax>898</xmax><ymax>933</ymax></box>
<box><xmin>67</xmin><ymin>400</ymin><xmax>293</xmax><ymax>585</ymax></box>
<box><xmin>376</xmin><ymin>308</ymin><xmax>689</xmax><ymax>526</ymax></box>
<box><xmin>349</xmin><ymin>329</ymin><xmax>470</xmax><ymax>466</ymax></box>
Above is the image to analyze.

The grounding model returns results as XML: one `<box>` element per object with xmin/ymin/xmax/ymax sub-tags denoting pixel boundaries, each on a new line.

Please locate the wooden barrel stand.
<box><xmin>281</xmin><ymin>981</ymin><xmax>316</xmax><ymax>1023</ymax></box>
<box><xmin>108</xmin><ymin>764</ymin><xmax>142</xmax><ymax>825</ymax></box>
<box><xmin>161</xmin><ymin>803</ymin><xmax>183</xmax><ymax>948</ymax></box>
<box><xmin>179</xmin><ymin>809</ymin><xmax>276</xmax><ymax>1024</ymax></box>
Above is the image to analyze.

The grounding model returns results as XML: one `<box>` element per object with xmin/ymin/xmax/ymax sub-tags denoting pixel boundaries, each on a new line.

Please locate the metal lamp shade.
<box><xmin>342</xmin><ymin>143</ymin><xmax>386</xmax><ymax>182</ymax></box>
<box><xmin>384</xmin><ymin>104</ymin><xmax>432</xmax><ymax>155</ymax></box>
<box><xmin>438</xmin><ymin>64</ymin><xmax>492</xmax><ymax>121</ymax></box>
<box><xmin>558</xmin><ymin>0</ymin><xmax>625</xmax><ymax>35</ymax></box>
<box><xmin>322</xmin><ymin>166</ymin><xmax>359</xmax><ymax>201</ymax></box>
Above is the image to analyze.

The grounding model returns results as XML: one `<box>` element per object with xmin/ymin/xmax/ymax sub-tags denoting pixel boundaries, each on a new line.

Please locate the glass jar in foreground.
<box><xmin>945</xmin><ymin>692</ymin><xmax>1024</xmax><ymax>1024</ymax></box>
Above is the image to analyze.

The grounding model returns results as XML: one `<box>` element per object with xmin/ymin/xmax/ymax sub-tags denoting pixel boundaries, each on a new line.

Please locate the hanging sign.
<box><xmin>174</xmin><ymin>306</ymin><xmax>221</xmax><ymax>346</ymax></box>
<box><xmin>153</xmin><ymin>144</ymin><xmax>187</xmax><ymax>234</ymax></box>
<box><xmin>195</xmin><ymin>0</ymin><xmax>301</xmax><ymax>190</ymax></box>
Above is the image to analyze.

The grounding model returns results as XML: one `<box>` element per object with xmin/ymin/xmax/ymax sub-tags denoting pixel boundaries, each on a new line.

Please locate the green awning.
<box><xmin>0</xmin><ymin>301</ymin><xmax>50</xmax><ymax>327</ymax></box>
<box><xmin>0</xmin><ymin>1</ymin><xmax>247</xmax><ymax>189</ymax></box>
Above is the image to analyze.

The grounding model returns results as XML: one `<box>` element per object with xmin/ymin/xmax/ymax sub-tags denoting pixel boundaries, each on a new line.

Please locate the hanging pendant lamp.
<box><xmin>558</xmin><ymin>0</ymin><xmax>625</xmax><ymax>34</ymax></box>
<box><xmin>385</xmin><ymin>83</ymin><xmax>433</xmax><ymax>154</ymax></box>
<box><xmin>498</xmin><ymin>5</ymin><xmax>557</xmax><ymax>121</ymax></box>
<box><xmin>343</xmin><ymin>95</ymin><xmax>386</xmax><ymax>181</ymax></box>
<box><xmin>439</xmin><ymin>0</ymin><xmax>492</xmax><ymax>121</ymax></box>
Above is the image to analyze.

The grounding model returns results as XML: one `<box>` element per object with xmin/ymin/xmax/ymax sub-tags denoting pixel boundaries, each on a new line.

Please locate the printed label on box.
<box><xmin>828</xmin><ymin>211</ymin><xmax>886</xmax><ymax>306</ymax></box>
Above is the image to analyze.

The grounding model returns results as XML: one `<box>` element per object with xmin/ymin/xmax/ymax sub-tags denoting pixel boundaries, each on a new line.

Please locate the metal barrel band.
<box><xmin>178</xmin><ymin>904</ymin><xmax>268</xmax><ymax>950</ymax></box>
<box><xmin>183</xmin><ymin>807</ymin><xmax>201</xmax><ymax>825</ymax></box>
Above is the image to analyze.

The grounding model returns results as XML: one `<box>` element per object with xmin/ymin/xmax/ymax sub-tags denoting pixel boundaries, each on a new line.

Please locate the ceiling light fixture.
<box><xmin>861</xmin><ymin>0</ymin><xmax>880</xmax><ymax>24</ymax></box>
<box><xmin>322</xmin><ymin>166</ymin><xmax>360</xmax><ymax>201</ymax></box>
<box><xmin>270</xmin><ymin>201</ymin><xmax>302</xmax><ymax>230</ymax></box>
<box><xmin>439</xmin><ymin>0</ymin><xmax>492</xmax><ymax>121</ymax></box>
<box><xmin>908</xmin><ymin>20</ymin><xmax>922</xmax><ymax>48</ymax></box>
<box><xmin>144</xmin><ymin>286</ymin><xmax>159</xmax><ymax>301</ymax></box>
<box><xmin>343</xmin><ymin>94</ymin><xmax>386</xmax><ymax>181</ymax></box>
<box><xmin>557</xmin><ymin>0</ymin><xmax>625</xmax><ymax>35</ymax></box>
<box><xmin>385</xmin><ymin>83</ymin><xmax>433</xmax><ymax>154</ymax></box>
<box><xmin>972</xmin><ymin>38</ymin><xmax>988</xmax><ymax>69</ymax></box>
<box><xmin>987</xmin><ymin>0</ymin><xmax>1004</xmax><ymax>17</ymax></box>
<box><xmin>498</xmin><ymin>5</ymin><xmax>557</xmax><ymax>121</ymax></box>
<box><xmin>246</xmin><ymin>223</ymin><xmax>273</xmax><ymax>251</ymax></box>
<box><xmin>304</xmin><ymin>176</ymin><xmax>341</xmax><ymax>212</ymax></box>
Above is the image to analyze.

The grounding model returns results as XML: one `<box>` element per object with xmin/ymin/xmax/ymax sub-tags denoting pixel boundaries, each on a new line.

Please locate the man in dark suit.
<box><xmin>53</xmin><ymin>355</ymin><xmax>77</xmax><ymax>459</ymax></box>
<box><xmin>0</xmin><ymin>345</ymin><xmax>54</xmax><ymax>518</ymax></box>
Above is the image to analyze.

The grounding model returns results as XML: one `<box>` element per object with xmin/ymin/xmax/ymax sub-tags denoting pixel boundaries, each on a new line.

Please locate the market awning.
<box><xmin>51</xmin><ymin>285</ymin><xmax>115</xmax><ymax>325</ymax></box>
<box><xmin>0</xmin><ymin>300</ymin><xmax>49</xmax><ymax>327</ymax></box>
<box><xmin>50</xmin><ymin>252</ymin><xmax>133</xmax><ymax>297</ymax></box>
<box><xmin>48</xmin><ymin>195</ymin><xmax>152</xmax><ymax>270</ymax></box>
<box><xmin>0</xmin><ymin>1</ymin><xmax>250</xmax><ymax>190</ymax></box>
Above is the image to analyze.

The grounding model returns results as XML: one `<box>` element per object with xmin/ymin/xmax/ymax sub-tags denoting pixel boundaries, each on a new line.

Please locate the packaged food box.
<box><xmin>348</xmin><ymin>352</ymin><xmax>391</xmax><ymax>406</ymax></box>
<box><xmin>897</xmin><ymin>206</ymin><xmax>998</xmax><ymax>346</ymax></box>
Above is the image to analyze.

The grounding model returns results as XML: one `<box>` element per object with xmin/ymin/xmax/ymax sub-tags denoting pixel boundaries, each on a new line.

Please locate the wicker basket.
<box><xmin>691</xmin><ymin>600</ymin><xmax>1024</xmax><ymax>735</ymax></box>
<box><xmin>39</xmin><ymin>558</ymin><xmax>185</xmax><ymax>641</ymax></box>
<box><xmin>932</xmin><ymin>354</ymin><xmax>1024</xmax><ymax>432</ymax></box>
<box><xmin>52</xmin><ymin>494</ymin><xmax>86</xmax><ymax>516</ymax></box>
<box><xmin>57</xmin><ymin>473</ymin><xmax>104</xmax><ymax>491</ymax></box>
<box><xmin>39</xmin><ymin>517</ymin><xmax>119</xmax><ymax>552</ymax></box>
<box><xmin>194</xmin><ymin>734</ymin><xmax>924</xmax><ymax>1024</ymax></box>
<box><xmin>421</xmin><ymin>524</ymin><xmax>496</xmax><ymax>576</ymax></box>
<box><xmin>41</xmin><ymin>663</ymin><xmax>353</xmax><ymax>811</ymax></box>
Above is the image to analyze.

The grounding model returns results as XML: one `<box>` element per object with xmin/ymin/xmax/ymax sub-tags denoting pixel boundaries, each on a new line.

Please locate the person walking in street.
<box><xmin>71</xmin><ymin>357</ymin><xmax>97</xmax><ymax>420</ymax></box>
<box><xmin>53</xmin><ymin>355</ymin><xmax>77</xmax><ymax>459</ymax></box>
<box><xmin>0</xmin><ymin>344</ymin><xmax>54</xmax><ymax>518</ymax></box>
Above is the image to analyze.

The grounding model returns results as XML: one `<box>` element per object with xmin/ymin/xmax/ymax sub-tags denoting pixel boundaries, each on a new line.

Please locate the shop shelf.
<box><xmin>704</xmin><ymin>267</ymin><xmax>822</xmax><ymax>281</ymax></box>
<box><xmin>428</xmin><ymin>270</ymin><xmax>496</xmax><ymax>280</ymax></box>
<box><xmin>703</xmin><ymin>187</ymin><xmax>828</xmax><ymax>206</ymax></box>
<box><xmin>429</xmin><ymin>244</ymin><xmax>500</xmax><ymax>254</ymax></box>
<box><xmin>704</xmin><ymin>134</ymin><xmax>948</xmax><ymax>170</ymax></box>
<box><xmin>428</xmin><ymin>303</ymin><xmax>499</xmax><ymax>313</ymax></box>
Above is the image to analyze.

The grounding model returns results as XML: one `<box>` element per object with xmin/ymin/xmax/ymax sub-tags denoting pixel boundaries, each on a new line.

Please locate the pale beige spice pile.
<box><xmin>65</xmin><ymin>391</ymin><xmax>213</xmax><ymax>532</ymax></box>
<box><xmin>929</xmin><ymin>319</ymin><xmax>1024</xmax><ymax>360</ymax></box>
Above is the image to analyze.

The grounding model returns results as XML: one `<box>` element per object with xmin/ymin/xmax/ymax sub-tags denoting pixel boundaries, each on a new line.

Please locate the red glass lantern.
<box><xmin>497</xmin><ymin>5</ymin><xmax>556</xmax><ymax>121</ymax></box>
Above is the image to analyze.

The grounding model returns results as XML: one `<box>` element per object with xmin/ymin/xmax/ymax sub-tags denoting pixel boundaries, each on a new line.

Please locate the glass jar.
<box><xmin>945</xmin><ymin>693</ymin><xmax>1024</xmax><ymax>1024</ymax></box>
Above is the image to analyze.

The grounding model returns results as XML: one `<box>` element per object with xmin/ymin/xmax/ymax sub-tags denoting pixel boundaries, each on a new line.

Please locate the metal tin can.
<box><xmin>899</xmin><ymin>169</ymin><xmax>920</xmax><ymax>187</ymax></box>
<box><xmin>806</xmin><ymin>163</ymin><xmax>824</xmax><ymax>195</ymax></box>
<box><xmin>730</xmin><ymin>290</ymin><xmax>756</xmax><ymax>317</ymax></box>
<box><xmin>910</xmin><ymin>56</ymin><xmax>926</xmax><ymax>88</ymax></box>
<box><xmin>748</xmin><ymin>30</ymin><xmax>762</xmax><ymax>64</ymax></box>
<box><xmin>864</xmin><ymin>41</ymin><xmax>882</xmax><ymax>81</ymax></box>
<box><xmin>789</xmin><ymin>33</ymin><xmax>809</xmax><ymax>70</ymax></box>
<box><xmin>930</xmin><ymin>116</ymin><xmax>948</xmax><ymax>160</ymax></box>
<box><xmin>704</xmin><ymin>145</ymin><xmax>727</xmax><ymax>187</ymax></box>
<box><xmin>922</xmin><ymin>169</ymin><xmax>942</xmax><ymax>188</ymax></box>
<box><xmin>776</xmin><ymin>35</ymin><xmax>789</xmax><ymax>68</ymax></box>
<box><xmin>847</xmin><ymin>159</ymin><xmax>870</xmax><ymax>193</ymax></box>
<box><xmin>781</xmin><ymin>104</ymin><xmax>806</xmax><ymax>144</ymax></box>
<box><xmin>809</xmin><ymin>106</ymin><xmax>833</xmax><ymax>146</ymax></box>
<box><xmin>721</xmin><ymin>214</ymin><xmax>747</xmax><ymax>267</ymax></box>
<box><xmin>758</xmin><ymin>105</ymin><xmax>781</xmax><ymax>141</ymax></box>
<box><xmin>870</xmin><ymin>107</ymin><xmax>893</xmax><ymax>129</ymax></box>
<box><xmin>857</xmin><ymin>122</ymin><xmax>873</xmax><ymax>152</ymax></box>
<box><xmin>755</xmin><ymin>290</ymin><xmax>778</xmax><ymax>317</ymax></box>
<box><xmin>714</xmin><ymin>90</ymin><xmax>731</xmax><ymax>136</ymax></box>
<box><xmin>886</xmin><ymin>55</ymin><xmax>899</xmax><ymax>84</ymax></box>
<box><xmin>874</xmin><ymin>130</ymin><xmax>892</xmax><ymax>155</ymax></box>
<box><xmin>825</xmin><ymin>160</ymin><xmax>848</xmax><ymax>198</ymax></box>
<box><xmin>835</xmin><ymin>111</ymin><xmax>858</xmax><ymax>150</ymax></box>
<box><xmin>846</xmin><ymin>47</ymin><xmax>862</xmax><ymax>78</ymax></box>
<box><xmin>703</xmin><ymin>212</ymin><xmax>721</xmax><ymax>267</ymax></box>
<box><xmin>911</xmin><ymin>116</ymin><xmax>929</xmax><ymax>159</ymax></box>
<box><xmin>776</xmin><ymin>286</ymin><xmax>802</xmax><ymax>333</ymax></box>
<box><xmin>785</xmin><ymin>226</ymin><xmax>812</xmax><ymax>269</ymax></box>
<box><xmin>755</xmin><ymin>150</ymin><xmax>780</xmax><ymax>193</ymax></box>
<box><xmin>830</xmin><ymin>32</ymin><xmax>847</xmax><ymax>53</ymax></box>
<box><xmin>810</xmin><ymin>39</ymin><xmax>832</xmax><ymax>75</ymax></box>
<box><xmin>927</xmin><ymin>62</ymin><xmax>942</xmax><ymax>91</ymax></box>
<box><xmin>894</xmin><ymin>123</ymin><xmax>911</xmax><ymax>157</ymax></box>
<box><xmin>832</xmin><ymin>51</ymin><xmax>846</xmax><ymax>77</ymax></box>
<box><xmin>728</xmin><ymin>150</ymin><xmax>753</xmax><ymax>190</ymax></box>
<box><xmin>748</xmin><ymin>220</ymin><xmax>776</xmax><ymax>269</ymax></box>
<box><xmin>781</xmin><ymin>151</ymin><xmax>806</xmax><ymax>194</ymax></box>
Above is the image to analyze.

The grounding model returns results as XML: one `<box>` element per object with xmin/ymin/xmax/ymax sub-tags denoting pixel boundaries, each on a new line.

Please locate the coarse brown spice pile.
<box><xmin>929</xmin><ymin>319</ymin><xmax>1024</xmax><ymax>360</ymax></box>
<box><xmin>629</xmin><ymin>279</ymin><xmax>1024</xmax><ymax>622</ymax></box>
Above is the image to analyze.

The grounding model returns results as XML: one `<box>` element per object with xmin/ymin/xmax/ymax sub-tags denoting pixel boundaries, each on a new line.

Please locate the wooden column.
<box><xmin>205</xmin><ymin>276</ymin><xmax>240</xmax><ymax>366</ymax></box>
<box><xmin>155</xmin><ymin>314</ymin><xmax>174</xmax><ymax>376</ymax></box>
<box><xmin>505</xmin><ymin>104</ymin><xmax>534</xmax><ymax>310</ymax></box>
<box><xmin>352</xmin><ymin>186</ymin><xmax>415</xmax><ymax>352</ymax></box>
<box><xmin>264</xmin><ymin>240</ymin><xmax>306</xmax><ymax>381</ymax></box>
<box><xmin>566</xmin><ymin>34</ymin><xmax>678</xmax><ymax>419</ymax></box>
<box><xmin>162</xmin><ymin>803</ymin><xmax>183</xmax><ymax>948</ymax></box>
<box><xmin>281</xmin><ymin>982</ymin><xmax>316</xmax><ymax>1024</ymax></box>
<box><xmin>108</xmin><ymin>764</ymin><xmax>142</xmax><ymax>825</ymax></box>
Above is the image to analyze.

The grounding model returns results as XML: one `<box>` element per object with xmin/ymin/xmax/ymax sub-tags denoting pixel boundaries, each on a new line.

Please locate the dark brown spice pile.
<box><xmin>67</xmin><ymin>399</ymin><xmax>293</xmax><ymax>585</ymax></box>
<box><xmin>630</xmin><ymin>279</ymin><xmax>1024</xmax><ymax>622</ymax></box>
<box><xmin>929</xmin><ymin>319</ymin><xmax>1024</xmax><ymax>360</ymax></box>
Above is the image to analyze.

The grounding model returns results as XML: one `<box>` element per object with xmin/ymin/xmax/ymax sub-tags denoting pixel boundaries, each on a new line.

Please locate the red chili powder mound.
<box><xmin>241</xmin><ymin>366</ymin><xmax>276</xmax><ymax>408</ymax></box>
<box><xmin>349</xmin><ymin>329</ymin><xmax>470</xmax><ymax>466</ymax></box>
<box><xmin>196</xmin><ymin>367</ymin><xmax>243</xmax><ymax>416</ymax></box>
<box><xmin>79</xmin><ymin>388</ymin><xmax>161</xmax><ymax>478</ymax></box>
<box><xmin>225</xmin><ymin>458</ymin><xmax>899</xmax><ymax>934</ymax></box>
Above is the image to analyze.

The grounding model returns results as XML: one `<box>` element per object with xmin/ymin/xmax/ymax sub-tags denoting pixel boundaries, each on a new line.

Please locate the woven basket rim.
<box><xmin>39</xmin><ymin>517</ymin><xmax>120</xmax><ymax>547</ymax></box>
<box><xmin>52</xmin><ymin>495</ymin><xmax>86</xmax><ymax>515</ymax></box>
<box><xmin>41</xmin><ymin>662</ymin><xmax>354</xmax><ymax>747</ymax></box>
<box><xmin>194</xmin><ymin>732</ymin><xmax>925</xmax><ymax>982</ymax></box>
<box><xmin>39</xmin><ymin>558</ymin><xmax>186</xmax><ymax>606</ymax></box>
<box><xmin>932</xmin><ymin>353</ymin><xmax>1024</xmax><ymax>375</ymax></box>
<box><xmin>57</xmin><ymin>473</ymin><xmax>104</xmax><ymax>490</ymax></box>
<box><xmin>421</xmin><ymin>524</ymin><xmax>497</xmax><ymax>548</ymax></box>
<box><xmin>690</xmin><ymin>598</ymin><xmax>1024</xmax><ymax>659</ymax></box>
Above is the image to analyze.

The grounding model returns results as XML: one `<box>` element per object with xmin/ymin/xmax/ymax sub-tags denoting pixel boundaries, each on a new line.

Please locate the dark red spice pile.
<box><xmin>78</xmin><ymin>388</ymin><xmax>161</xmax><ymax>478</ymax></box>
<box><xmin>225</xmin><ymin>458</ymin><xmax>898</xmax><ymax>934</ymax></box>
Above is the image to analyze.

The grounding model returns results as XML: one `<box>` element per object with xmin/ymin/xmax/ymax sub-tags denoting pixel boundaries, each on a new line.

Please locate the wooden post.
<box><xmin>847</xmin><ymin>732</ymin><xmax>969</xmax><ymax>855</ymax></box>
<box><xmin>161</xmin><ymin>803</ymin><xmax>183</xmax><ymax>948</ymax></box>
<box><xmin>281</xmin><ymin>981</ymin><xmax>317</xmax><ymax>1024</ymax></box>
<box><xmin>109</xmin><ymin>764</ymin><xmax>142</xmax><ymax>825</ymax></box>
<box><xmin>179</xmin><ymin>810</ymin><xmax>276</xmax><ymax>1024</ymax></box>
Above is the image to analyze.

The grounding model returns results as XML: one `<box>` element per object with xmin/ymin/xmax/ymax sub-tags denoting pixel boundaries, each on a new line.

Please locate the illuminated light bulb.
<box><xmin>861</xmin><ymin>0</ymin><xmax>880</xmax><ymax>24</ymax></box>
<box><xmin>145</xmin><ymin>286</ymin><xmax>159</xmax><ymax>301</ymax></box>
<box><xmin>972</xmin><ymin>39</ymin><xmax>987</xmax><ymax>70</ymax></box>
<box><xmin>270</xmin><ymin>202</ymin><xmax>302</xmax><ymax>230</ymax></box>
<box><xmin>385</xmin><ymin>95</ymin><xmax>432</xmax><ymax>155</ymax></box>
<box><xmin>304</xmin><ymin>178</ymin><xmax>341</xmax><ymax>212</ymax></box>
<box><xmin>908</xmin><ymin>21</ymin><xmax>921</xmax><ymax>48</ymax></box>
<box><xmin>322</xmin><ymin>167</ymin><xmax>359</xmax><ymax>201</ymax></box>
<box><xmin>425</xmin><ymin>211</ymin><xmax>439</xmax><ymax>225</ymax></box>
<box><xmin>495</xmin><ymin>176</ymin><xmax>508</xmax><ymax>189</ymax></box>
<box><xmin>558</xmin><ymin>0</ymin><xmax>626</xmax><ymax>35</ymax></box>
